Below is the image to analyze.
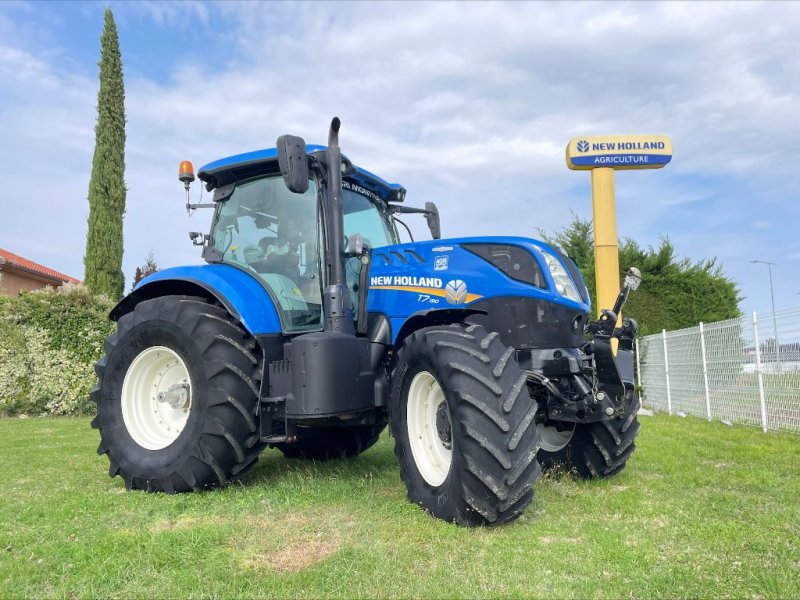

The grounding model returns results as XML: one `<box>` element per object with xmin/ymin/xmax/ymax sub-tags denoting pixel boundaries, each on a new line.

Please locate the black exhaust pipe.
<box><xmin>322</xmin><ymin>117</ymin><xmax>355</xmax><ymax>335</ymax></box>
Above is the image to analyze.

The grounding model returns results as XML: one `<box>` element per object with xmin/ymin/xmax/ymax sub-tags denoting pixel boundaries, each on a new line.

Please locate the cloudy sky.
<box><xmin>1</xmin><ymin>1</ymin><xmax>798</xmax><ymax>317</ymax></box>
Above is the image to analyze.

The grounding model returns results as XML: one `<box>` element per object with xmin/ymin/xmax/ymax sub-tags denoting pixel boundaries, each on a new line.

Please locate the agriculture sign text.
<box><xmin>566</xmin><ymin>135</ymin><xmax>673</xmax><ymax>170</ymax></box>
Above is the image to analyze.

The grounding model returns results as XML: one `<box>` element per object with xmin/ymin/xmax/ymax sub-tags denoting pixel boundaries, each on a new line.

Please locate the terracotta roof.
<box><xmin>0</xmin><ymin>248</ymin><xmax>81</xmax><ymax>284</ymax></box>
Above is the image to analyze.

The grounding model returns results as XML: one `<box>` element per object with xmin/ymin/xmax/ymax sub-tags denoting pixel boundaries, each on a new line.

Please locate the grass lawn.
<box><xmin>1</xmin><ymin>414</ymin><xmax>798</xmax><ymax>598</ymax></box>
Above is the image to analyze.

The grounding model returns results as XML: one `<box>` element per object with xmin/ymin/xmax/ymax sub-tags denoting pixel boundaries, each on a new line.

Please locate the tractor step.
<box><xmin>259</xmin><ymin>395</ymin><xmax>286</xmax><ymax>444</ymax></box>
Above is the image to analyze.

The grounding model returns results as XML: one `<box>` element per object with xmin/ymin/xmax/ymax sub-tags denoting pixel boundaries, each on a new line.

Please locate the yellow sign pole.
<box><xmin>590</xmin><ymin>167</ymin><xmax>620</xmax><ymax>322</ymax></box>
<box><xmin>565</xmin><ymin>135</ymin><xmax>673</xmax><ymax>351</ymax></box>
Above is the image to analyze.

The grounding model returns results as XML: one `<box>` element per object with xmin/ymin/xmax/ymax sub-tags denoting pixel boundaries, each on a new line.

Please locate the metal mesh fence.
<box><xmin>637</xmin><ymin>307</ymin><xmax>800</xmax><ymax>433</ymax></box>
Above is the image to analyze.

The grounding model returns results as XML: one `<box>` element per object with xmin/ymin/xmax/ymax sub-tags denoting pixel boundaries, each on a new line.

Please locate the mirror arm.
<box><xmin>389</xmin><ymin>202</ymin><xmax>441</xmax><ymax>240</ymax></box>
<box><xmin>389</xmin><ymin>205</ymin><xmax>431</xmax><ymax>216</ymax></box>
<box><xmin>185</xmin><ymin>203</ymin><xmax>215</xmax><ymax>211</ymax></box>
<box><xmin>393</xmin><ymin>216</ymin><xmax>414</xmax><ymax>242</ymax></box>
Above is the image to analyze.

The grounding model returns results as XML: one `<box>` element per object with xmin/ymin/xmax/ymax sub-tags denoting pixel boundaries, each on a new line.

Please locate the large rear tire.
<box><xmin>390</xmin><ymin>323</ymin><xmax>542</xmax><ymax>526</ymax></box>
<box><xmin>91</xmin><ymin>296</ymin><xmax>265</xmax><ymax>492</ymax></box>
<box><xmin>537</xmin><ymin>398</ymin><xmax>641</xmax><ymax>478</ymax></box>
<box><xmin>276</xmin><ymin>422</ymin><xmax>387</xmax><ymax>460</ymax></box>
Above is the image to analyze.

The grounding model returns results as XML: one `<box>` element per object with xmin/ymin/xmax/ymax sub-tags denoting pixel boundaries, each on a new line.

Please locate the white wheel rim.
<box><xmin>121</xmin><ymin>346</ymin><xmax>192</xmax><ymax>450</ymax></box>
<box><xmin>537</xmin><ymin>422</ymin><xmax>575</xmax><ymax>452</ymax></box>
<box><xmin>406</xmin><ymin>371</ymin><xmax>452</xmax><ymax>487</ymax></box>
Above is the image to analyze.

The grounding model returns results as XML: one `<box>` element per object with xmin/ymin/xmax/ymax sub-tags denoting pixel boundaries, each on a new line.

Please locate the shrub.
<box><xmin>0</xmin><ymin>318</ymin><xmax>30</xmax><ymax>414</ymax></box>
<box><xmin>0</xmin><ymin>284</ymin><xmax>115</xmax><ymax>416</ymax></box>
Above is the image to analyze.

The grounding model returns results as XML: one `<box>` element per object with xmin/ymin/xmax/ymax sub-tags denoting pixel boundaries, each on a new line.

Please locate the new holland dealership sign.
<box><xmin>565</xmin><ymin>132</ymin><xmax>673</xmax><ymax>338</ymax></box>
<box><xmin>566</xmin><ymin>135</ymin><xmax>672</xmax><ymax>170</ymax></box>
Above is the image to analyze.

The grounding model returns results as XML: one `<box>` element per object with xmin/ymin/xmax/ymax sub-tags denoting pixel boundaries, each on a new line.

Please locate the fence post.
<box><xmin>699</xmin><ymin>322</ymin><xmax>712</xmax><ymax>421</ymax></box>
<box><xmin>662</xmin><ymin>329</ymin><xmax>672</xmax><ymax>415</ymax></box>
<box><xmin>752</xmin><ymin>311</ymin><xmax>769</xmax><ymax>433</ymax></box>
<box><xmin>635</xmin><ymin>337</ymin><xmax>642</xmax><ymax>401</ymax></box>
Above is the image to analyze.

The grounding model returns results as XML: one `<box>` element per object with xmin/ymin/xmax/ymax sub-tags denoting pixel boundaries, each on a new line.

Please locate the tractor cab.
<box><xmin>193</xmin><ymin>147</ymin><xmax>402</xmax><ymax>333</ymax></box>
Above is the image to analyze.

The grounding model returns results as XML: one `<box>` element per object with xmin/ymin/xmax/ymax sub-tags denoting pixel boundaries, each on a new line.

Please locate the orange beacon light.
<box><xmin>179</xmin><ymin>160</ymin><xmax>195</xmax><ymax>189</ymax></box>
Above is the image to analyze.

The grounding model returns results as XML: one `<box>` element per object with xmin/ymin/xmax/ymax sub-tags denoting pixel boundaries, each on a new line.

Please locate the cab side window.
<box><xmin>211</xmin><ymin>175</ymin><xmax>322</xmax><ymax>332</ymax></box>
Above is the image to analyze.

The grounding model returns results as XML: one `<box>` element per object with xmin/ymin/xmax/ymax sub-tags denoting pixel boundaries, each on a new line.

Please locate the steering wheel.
<box><xmin>243</xmin><ymin>245</ymin><xmax>265</xmax><ymax>265</ymax></box>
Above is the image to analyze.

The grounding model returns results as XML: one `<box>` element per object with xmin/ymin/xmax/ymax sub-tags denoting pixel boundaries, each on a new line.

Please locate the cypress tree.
<box><xmin>84</xmin><ymin>8</ymin><xmax>126</xmax><ymax>299</ymax></box>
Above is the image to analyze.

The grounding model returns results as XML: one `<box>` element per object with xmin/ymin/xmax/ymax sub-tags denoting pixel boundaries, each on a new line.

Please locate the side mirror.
<box><xmin>276</xmin><ymin>134</ymin><xmax>309</xmax><ymax>194</ymax></box>
<box><xmin>424</xmin><ymin>202</ymin><xmax>441</xmax><ymax>239</ymax></box>
<box><xmin>345</xmin><ymin>233</ymin><xmax>365</xmax><ymax>257</ymax></box>
<box><xmin>624</xmin><ymin>267</ymin><xmax>642</xmax><ymax>291</ymax></box>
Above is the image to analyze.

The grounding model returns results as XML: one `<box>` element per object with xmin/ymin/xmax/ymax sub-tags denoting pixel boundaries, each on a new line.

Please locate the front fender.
<box><xmin>390</xmin><ymin>307</ymin><xmax>485</xmax><ymax>347</ymax></box>
<box><xmin>110</xmin><ymin>264</ymin><xmax>282</xmax><ymax>335</ymax></box>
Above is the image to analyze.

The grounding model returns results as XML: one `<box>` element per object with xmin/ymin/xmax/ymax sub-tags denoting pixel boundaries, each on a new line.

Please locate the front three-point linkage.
<box><xmin>536</xmin><ymin>267</ymin><xmax>645</xmax><ymax>478</ymax></box>
<box><xmin>586</xmin><ymin>267</ymin><xmax>642</xmax><ymax>348</ymax></box>
<box><xmin>582</xmin><ymin>267</ymin><xmax>642</xmax><ymax>410</ymax></box>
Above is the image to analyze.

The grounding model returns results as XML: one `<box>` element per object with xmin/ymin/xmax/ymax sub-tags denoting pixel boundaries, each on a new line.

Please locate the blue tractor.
<box><xmin>92</xmin><ymin>119</ymin><xmax>642</xmax><ymax>526</ymax></box>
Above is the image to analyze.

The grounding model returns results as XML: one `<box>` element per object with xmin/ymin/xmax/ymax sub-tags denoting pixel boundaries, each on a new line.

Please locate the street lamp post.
<box><xmin>751</xmin><ymin>260</ymin><xmax>781</xmax><ymax>373</ymax></box>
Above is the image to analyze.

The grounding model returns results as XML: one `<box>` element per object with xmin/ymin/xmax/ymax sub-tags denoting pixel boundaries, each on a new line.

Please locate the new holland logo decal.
<box><xmin>369</xmin><ymin>275</ymin><xmax>482</xmax><ymax>304</ymax></box>
<box><xmin>444</xmin><ymin>279</ymin><xmax>467</xmax><ymax>304</ymax></box>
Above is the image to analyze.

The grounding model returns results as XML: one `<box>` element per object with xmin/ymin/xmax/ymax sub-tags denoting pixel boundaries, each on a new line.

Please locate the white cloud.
<box><xmin>1</xmin><ymin>0</ymin><xmax>798</xmax><ymax>312</ymax></box>
<box><xmin>0</xmin><ymin>46</ymin><xmax>57</xmax><ymax>86</ymax></box>
<box><xmin>123</xmin><ymin>1</ymin><xmax>210</xmax><ymax>28</ymax></box>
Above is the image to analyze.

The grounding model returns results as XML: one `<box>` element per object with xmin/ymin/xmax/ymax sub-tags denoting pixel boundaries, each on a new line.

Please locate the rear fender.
<box><xmin>110</xmin><ymin>265</ymin><xmax>282</xmax><ymax>335</ymax></box>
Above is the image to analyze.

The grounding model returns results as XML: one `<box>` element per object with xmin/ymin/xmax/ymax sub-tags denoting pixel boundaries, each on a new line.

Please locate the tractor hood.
<box><xmin>366</xmin><ymin>236</ymin><xmax>591</xmax><ymax>348</ymax></box>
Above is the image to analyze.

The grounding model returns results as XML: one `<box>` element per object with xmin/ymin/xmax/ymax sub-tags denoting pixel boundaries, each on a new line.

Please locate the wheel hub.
<box><xmin>406</xmin><ymin>370</ymin><xmax>453</xmax><ymax>487</ymax></box>
<box><xmin>435</xmin><ymin>402</ymin><xmax>452</xmax><ymax>449</ymax></box>
<box><xmin>537</xmin><ymin>421</ymin><xmax>575</xmax><ymax>452</ymax></box>
<box><xmin>121</xmin><ymin>346</ymin><xmax>192</xmax><ymax>450</ymax></box>
<box><xmin>157</xmin><ymin>383</ymin><xmax>190</xmax><ymax>410</ymax></box>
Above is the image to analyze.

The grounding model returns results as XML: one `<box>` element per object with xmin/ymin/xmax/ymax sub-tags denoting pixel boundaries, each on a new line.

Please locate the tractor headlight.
<box><xmin>540</xmin><ymin>249</ymin><xmax>582</xmax><ymax>303</ymax></box>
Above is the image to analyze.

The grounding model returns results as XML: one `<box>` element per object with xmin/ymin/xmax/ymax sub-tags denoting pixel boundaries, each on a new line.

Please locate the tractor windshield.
<box><xmin>210</xmin><ymin>175</ymin><xmax>322</xmax><ymax>333</ymax></box>
<box><xmin>342</xmin><ymin>187</ymin><xmax>398</xmax><ymax>316</ymax></box>
<box><xmin>342</xmin><ymin>188</ymin><xmax>398</xmax><ymax>248</ymax></box>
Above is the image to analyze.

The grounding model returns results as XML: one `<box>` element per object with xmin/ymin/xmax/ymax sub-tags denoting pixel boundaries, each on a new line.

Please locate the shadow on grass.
<box><xmin>239</xmin><ymin>442</ymin><xmax>400</xmax><ymax>488</ymax></box>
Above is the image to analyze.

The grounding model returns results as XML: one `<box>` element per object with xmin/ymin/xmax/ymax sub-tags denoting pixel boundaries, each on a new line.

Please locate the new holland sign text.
<box><xmin>566</xmin><ymin>135</ymin><xmax>672</xmax><ymax>170</ymax></box>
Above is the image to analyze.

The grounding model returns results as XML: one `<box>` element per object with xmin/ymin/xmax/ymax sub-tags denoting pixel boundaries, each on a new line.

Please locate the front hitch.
<box><xmin>586</xmin><ymin>267</ymin><xmax>641</xmax><ymax>339</ymax></box>
<box><xmin>584</xmin><ymin>267</ymin><xmax>642</xmax><ymax>412</ymax></box>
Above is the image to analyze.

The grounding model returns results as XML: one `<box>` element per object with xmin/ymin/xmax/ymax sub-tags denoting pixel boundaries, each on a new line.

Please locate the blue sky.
<box><xmin>1</xmin><ymin>1</ymin><xmax>799</xmax><ymax>317</ymax></box>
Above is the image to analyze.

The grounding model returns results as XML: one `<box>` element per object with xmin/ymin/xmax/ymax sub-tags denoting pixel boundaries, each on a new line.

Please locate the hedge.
<box><xmin>0</xmin><ymin>284</ymin><xmax>115</xmax><ymax>416</ymax></box>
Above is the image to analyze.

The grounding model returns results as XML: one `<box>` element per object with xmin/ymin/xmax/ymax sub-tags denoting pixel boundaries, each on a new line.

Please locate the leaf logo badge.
<box><xmin>577</xmin><ymin>140</ymin><xmax>589</xmax><ymax>153</ymax></box>
<box><xmin>445</xmin><ymin>279</ymin><xmax>468</xmax><ymax>304</ymax></box>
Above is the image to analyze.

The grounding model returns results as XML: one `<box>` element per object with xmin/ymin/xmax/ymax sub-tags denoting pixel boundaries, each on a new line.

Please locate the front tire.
<box><xmin>91</xmin><ymin>296</ymin><xmax>265</xmax><ymax>492</ymax></box>
<box><xmin>390</xmin><ymin>323</ymin><xmax>542</xmax><ymax>526</ymax></box>
<box><xmin>537</xmin><ymin>398</ymin><xmax>641</xmax><ymax>478</ymax></box>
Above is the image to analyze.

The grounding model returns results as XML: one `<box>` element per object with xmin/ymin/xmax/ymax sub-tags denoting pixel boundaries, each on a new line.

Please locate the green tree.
<box><xmin>84</xmin><ymin>8</ymin><xmax>126</xmax><ymax>299</ymax></box>
<box><xmin>131</xmin><ymin>251</ymin><xmax>159</xmax><ymax>291</ymax></box>
<box><xmin>542</xmin><ymin>214</ymin><xmax>741</xmax><ymax>336</ymax></box>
